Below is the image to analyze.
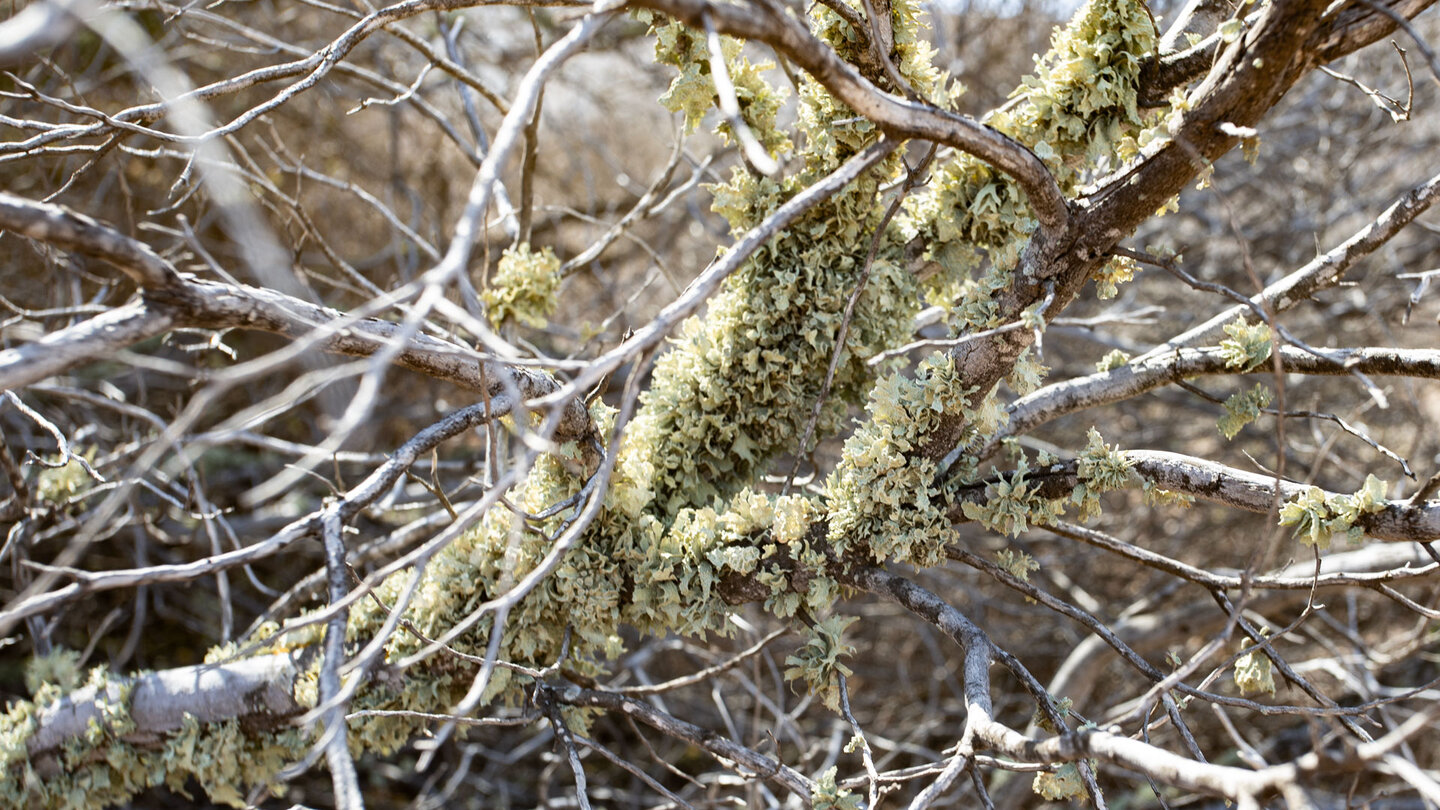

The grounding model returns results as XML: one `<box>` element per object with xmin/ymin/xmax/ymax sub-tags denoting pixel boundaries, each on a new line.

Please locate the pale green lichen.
<box><xmin>1095</xmin><ymin>348</ymin><xmax>1131</xmax><ymax>372</ymax></box>
<box><xmin>23</xmin><ymin>648</ymin><xmax>82</xmax><ymax>694</ymax></box>
<box><xmin>904</xmin><ymin>0</ymin><xmax>1156</xmax><ymax>306</ymax></box>
<box><xmin>5</xmin><ymin>4</ymin><xmax>1176</xmax><ymax>805</ymax></box>
<box><xmin>962</xmin><ymin>460</ymin><xmax>1063</xmax><ymax>537</ymax></box>
<box><xmin>827</xmin><ymin>354</ymin><xmax>972</xmax><ymax>565</ymax></box>
<box><xmin>0</xmin><ymin>667</ymin><xmax>307</xmax><ymax>810</ymax></box>
<box><xmin>1143</xmin><ymin>479</ymin><xmax>1194</xmax><ymax>507</ymax></box>
<box><xmin>963</xmin><ymin>427</ymin><xmax>1134</xmax><ymax>532</ymax></box>
<box><xmin>1033</xmin><ymin>694</ymin><xmax>1073</xmax><ymax>734</ymax></box>
<box><xmin>1217</xmin><ymin>316</ymin><xmax>1273</xmax><ymax>371</ymax></box>
<box><xmin>811</xmin><ymin>764</ymin><xmax>863</xmax><ymax>810</ymax></box>
<box><xmin>1071</xmin><ymin>426</ymin><xmax>1135</xmax><ymax>520</ymax></box>
<box><xmin>483</xmin><ymin>243</ymin><xmax>561</xmax><ymax>328</ymax></box>
<box><xmin>34</xmin><ymin>450</ymin><xmax>96</xmax><ymax>505</ymax></box>
<box><xmin>783</xmin><ymin>615</ymin><xmax>858</xmax><ymax>712</ymax></box>
<box><xmin>1034</xmin><ymin>761</ymin><xmax>1088</xmax><ymax>801</ymax></box>
<box><xmin>1277</xmin><ymin>474</ymin><xmax>1389</xmax><ymax>548</ymax></box>
<box><xmin>1218</xmin><ymin>383</ymin><xmax>1272</xmax><ymax>439</ymax></box>
<box><xmin>1233</xmin><ymin>646</ymin><xmax>1276</xmax><ymax>697</ymax></box>
<box><xmin>640</xmin><ymin>12</ymin><xmax>792</xmax><ymax>156</ymax></box>
<box><xmin>1093</xmin><ymin>253</ymin><xmax>1138</xmax><ymax>300</ymax></box>
<box><xmin>997</xmin><ymin>547</ymin><xmax>1040</xmax><ymax>582</ymax></box>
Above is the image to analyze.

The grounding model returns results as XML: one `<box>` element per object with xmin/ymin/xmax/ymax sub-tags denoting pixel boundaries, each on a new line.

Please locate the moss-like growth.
<box><xmin>483</xmin><ymin>243</ymin><xmax>562</xmax><ymax>328</ymax></box>
<box><xmin>1217</xmin><ymin>316</ymin><xmax>1274</xmax><ymax>371</ymax></box>
<box><xmin>1218</xmin><ymin>383</ymin><xmax>1272</xmax><ymax>439</ymax></box>
<box><xmin>1277</xmin><ymin>474</ymin><xmax>1389</xmax><ymax>548</ymax></box>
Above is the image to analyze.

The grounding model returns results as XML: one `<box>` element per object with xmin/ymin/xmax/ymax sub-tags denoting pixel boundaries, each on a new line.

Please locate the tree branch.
<box><xmin>949</xmin><ymin>449</ymin><xmax>1440</xmax><ymax>542</ymax></box>
<box><xmin>990</xmin><ymin>346</ymin><xmax>1440</xmax><ymax>457</ymax></box>
<box><xmin>622</xmin><ymin>0</ymin><xmax>1069</xmax><ymax>239</ymax></box>
<box><xmin>0</xmin><ymin>192</ymin><xmax>591</xmax><ymax>441</ymax></box>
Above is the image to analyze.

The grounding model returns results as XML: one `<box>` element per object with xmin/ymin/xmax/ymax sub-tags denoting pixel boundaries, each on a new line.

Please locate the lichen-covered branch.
<box><xmin>6</xmin><ymin>0</ymin><xmax>1440</xmax><ymax>807</ymax></box>
<box><xmin>950</xmin><ymin>448</ymin><xmax>1440</xmax><ymax>543</ymax></box>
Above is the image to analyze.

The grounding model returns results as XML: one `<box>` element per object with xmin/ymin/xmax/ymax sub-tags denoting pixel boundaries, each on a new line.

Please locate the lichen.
<box><xmin>783</xmin><ymin>616</ymin><xmax>858</xmax><ymax>712</ymax></box>
<box><xmin>1277</xmin><ymin>474</ymin><xmax>1389</xmax><ymax>548</ymax></box>
<box><xmin>903</xmin><ymin>0</ymin><xmax>1157</xmax><ymax>310</ymax></box>
<box><xmin>827</xmin><ymin>353</ymin><xmax>972</xmax><ymax>565</ymax></box>
<box><xmin>1218</xmin><ymin>383</ymin><xmax>1272</xmax><ymax>439</ymax></box>
<box><xmin>34</xmin><ymin>449</ymin><xmax>97</xmax><ymax>505</ymax></box>
<box><xmin>996</xmin><ymin>547</ymin><xmax>1040</xmax><ymax>583</ymax></box>
<box><xmin>483</xmin><ymin>243</ymin><xmax>562</xmax><ymax>328</ymax></box>
<box><xmin>1070</xmin><ymin>426</ymin><xmax>1135</xmax><ymax>520</ymax></box>
<box><xmin>962</xmin><ymin>460</ymin><xmax>1064</xmax><ymax>537</ymax></box>
<box><xmin>0</xmin><ymin>668</ymin><xmax>307</xmax><ymax>810</ymax></box>
<box><xmin>640</xmin><ymin>12</ymin><xmax>792</xmax><ymax>156</ymax></box>
<box><xmin>1092</xmin><ymin>253</ymin><xmax>1138</xmax><ymax>300</ymax></box>
<box><xmin>1217</xmin><ymin>316</ymin><xmax>1274</xmax><ymax>371</ymax></box>
<box><xmin>1233</xmin><ymin>646</ymin><xmax>1276</xmax><ymax>697</ymax></box>
<box><xmin>23</xmin><ymin>648</ymin><xmax>83</xmax><ymax>695</ymax></box>
<box><xmin>1095</xmin><ymin>348</ymin><xmax>1131</xmax><ymax>371</ymax></box>
<box><xmin>10</xmin><ymin>3</ymin><xmax>1181</xmax><ymax>805</ymax></box>
<box><xmin>811</xmin><ymin>764</ymin><xmax>863</xmax><ymax>810</ymax></box>
<box><xmin>1034</xmin><ymin>761</ymin><xmax>1088</xmax><ymax>801</ymax></box>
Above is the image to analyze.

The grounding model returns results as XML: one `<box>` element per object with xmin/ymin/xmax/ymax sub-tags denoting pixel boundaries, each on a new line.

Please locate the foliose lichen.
<box><xmin>6</xmin><ymin>3</ymin><xmax>1175</xmax><ymax>805</ymax></box>
<box><xmin>483</xmin><ymin>243</ymin><xmax>562</xmax><ymax>328</ymax></box>
<box><xmin>1033</xmin><ymin>761</ymin><xmax>1089</xmax><ymax>801</ymax></box>
<box><xmin>1218</xmin><ymin>383</ymin><xmax>1272</xmax><ymax>439</ymax></box>
<box><xmin>1217</xmin><ymin>316</ymin><xmax>1274</xmax><ymax>371</ymax></box>
<box><xmin>1233</xmin><ymin>644</ymin><xmax>1276</xmax><ymax>697</ymax></box>
<box><xmin>1277</xmin><ymin>474</ymin><xmax>1389</xmax><ymax>548</ymax></box>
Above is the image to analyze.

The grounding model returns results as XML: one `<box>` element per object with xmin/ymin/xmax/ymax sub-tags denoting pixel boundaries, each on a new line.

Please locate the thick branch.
<box><xmin>28</xmin><ymin>653</ymin><xmax>304</xmax><ymax>759</ymax></box>
<box><xmin>622</xmin><ymin>0</ymin><xmax>1068</xmax><ymax>239</ymax></box>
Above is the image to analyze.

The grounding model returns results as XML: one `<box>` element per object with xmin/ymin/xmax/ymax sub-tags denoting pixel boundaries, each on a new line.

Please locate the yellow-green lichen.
<box><xmin>23</xmin><ymin>648</ymin><xmax>83</xmax><ymax>695</ymax></box>
<box><xmin>10</xmin><ymin>5</ymin><xmax>1187</xmax><ymax>804</ymax></box>
<box><xmin>640</xmin><ymin>12</ymin><xmax>791</xmax><ymax>156</ymax></box>
<box><xmin>483</xmin><ymin>243</ymin><xmax>562</xmax><ymax>328</ymax></box>
<box><xmin>1217</xmin><ymin>316</ymin><xmax>1274</xmax><ymax>371</ymax></box>
<box><xmin>827</xmin><ymin>353</ymin><xmax>972</xmax><ymax>566</ymax></box>
<box><xmin>1034</xmin><ymin>761</ymin><xmax>1088</xmax><ymax>801</ymax></box>
<box><xmin>1233</xmin><ymin>646</ymin><xmax>1276</xmax><ymax>697</ymax></box>
<box><xmin>1218</xmin><ymin>383</ymin><xmax>1272</xmax><ymax>439</ymax></box>
<box><xmin>1093</xmin><ymin>253</ymin><xmax>1138</xmax><ymax>299</ymax></box>
<box><xmin>904</xmin><ymin>0</ymin><xmax>1157</xmax><ymax>301</ymax></box>
<box><xmin>1095</xmin><ymin>348</ymin><xmax>1131</xmax><ymax>371</ymax></box>
<box><xmin>783</xmin><ymin>615</ymin><xmax>858</xmax><ymax>712</ymax></box>
<box><xmin>811</xmin><ymin>764</ymin><xmax>863</xmax><ymax>810</ymax></box>
<box><xmin>1277</xmin><ymin>474</ymin><xmax>1389</xmax><ymax>548</ymax></box>
<box><xmin>34</xmin><ymin>449</ymin><xmax>97</xmax><ymax>505</ymax></box>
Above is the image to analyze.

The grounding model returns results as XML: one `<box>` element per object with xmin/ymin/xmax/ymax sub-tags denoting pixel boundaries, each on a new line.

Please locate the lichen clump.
<box><xmin>1277</xmin><ymin>474</ymin><xmax>1389</xmax><ymax>548</ymax></box>
<box><xmin>1233</xmin><ymin>646</ymin><xmax>1277</xmax><ymax>697</ymax></box>
<box><xmin>483</xmin><ymin>243</ymin><xmax>561</xmax><ymax>328</ymax></box>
